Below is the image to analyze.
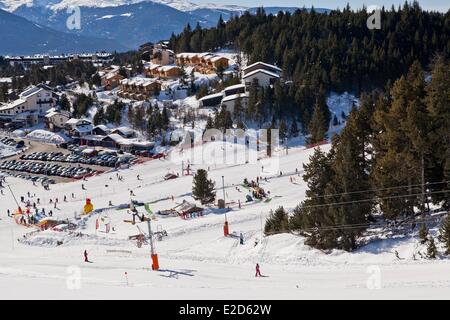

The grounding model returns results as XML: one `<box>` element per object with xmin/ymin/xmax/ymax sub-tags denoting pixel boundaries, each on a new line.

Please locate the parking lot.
<box><xmin>0</xmin><ymin>136</ymin><xmax>24</xmax><ymax>148</ymax></box>
<box><xmin>20</xmin><ymin>149</ymin><xmax>137</xmax><ymax>168</ymax></box>
<box><xmin>0</xmin><ymin>138</ymin><xmax>139</xmax><ymax>183</ymax></box>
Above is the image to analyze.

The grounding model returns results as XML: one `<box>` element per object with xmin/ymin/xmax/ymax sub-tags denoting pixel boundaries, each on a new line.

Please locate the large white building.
<box><xmin>0</xmin><ymin>84</ymin><xmax>59</xmax><ymax>125</ymax></box>
<box><xmin>242</xmin><ymin>68</ymin><xmax>281</xmax><ymax>88</ymax></box>
<box><xmin>198</xmin><ymin>61</ymin><xmax>282</xmax><ymax>112</ymax></box>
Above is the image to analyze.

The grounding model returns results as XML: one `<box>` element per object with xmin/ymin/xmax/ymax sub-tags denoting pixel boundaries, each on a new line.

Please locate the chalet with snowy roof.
<box><xmin>45</xmin><ymin>109</ymin><xmax>71</xmax><ymax>132</ymax></box>
<box><xmin>111</xmin><ymin>126</ymin><xmax>136</xmax><ymax>139</ymax></box>
<box><xmin>99</xmin><ymin>65</ymin><xmax>125</xmax><ymax>90</ymax></box>
<box><xmin>144</xmin><ymin>64</ymin><xmax>180</xmax><ymax>79</ymax></box>
<box><xmin>173</xmin><ymin>200</ymin><xmax>204</xmax><ymax>216</ymax></box>
<box><xmin>175</xmin><ymin>52</ymin><xmax>229</xmax><ymax>74</ymax></box>
<box><xmin>100</xmin><ymin>134</ymin><xmax>123</xmax><ymax>149</ymax></box>
<box><xmin>118</xmin><ymin>78</ymin><xmax>161</xmax><ymax>100</ymax></box>
<box><xmin>199</xmin><ymin>92</ymin><xmax>224</xmax><ymax>108</ymax></box>
<box><xmin>92</xmin><ymin>125</ymin><xmax>111</xmax><ymax>136</ymax></box>
<box><xmin>221</xmin><ymin>93</ymin><xmax>249</xmax><ymax>114</ymax></box>
<box><xmin>64</xmin><ymin>118</ymin><xmax>93</xmax><ymax>137</ymax></box>
<box><xmin>80</xmin><ymin>133</ymin><xmax>154</xmax><ymax>152</ymax></box>
<box><xmin>242</xmin><ymin>62</ymin><xmax>282</xmax><ymax>76</ymax></box>
<box><xmin>242</xmin><ymin>69</ymin><xmax>281</xmax><ymax>88</ymax></box>
<box><xmin>224</xmin><ymin>83</ymin><xmax>246</xmax><ymax>96</ymax></box>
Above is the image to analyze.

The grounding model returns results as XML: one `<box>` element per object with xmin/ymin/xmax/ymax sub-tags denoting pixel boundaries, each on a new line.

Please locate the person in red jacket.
<box><xmin>84</xmin><ymin>250</ymin><xmax>89</xmax><ymax>262</ymax></box>
<box><xmin>255</xmin><ymin>263</ymin><xmax>262</xmax><ymax>277</ymax></box>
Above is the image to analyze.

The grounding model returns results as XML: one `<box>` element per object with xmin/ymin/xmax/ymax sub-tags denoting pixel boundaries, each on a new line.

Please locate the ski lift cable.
<box><xmin>301</xmin><ymin>180</ymin><xmax>450</xmax><ymax>200</ymax></box>
<box><xmin>264</xmin><ymin>212</ymin><xmax>447</xmax><ymax>235</ymax></box>
<box><xmin>295</xmin><ymin>189</ymin><xmax>450</xmax><ymax>211</ymax></box>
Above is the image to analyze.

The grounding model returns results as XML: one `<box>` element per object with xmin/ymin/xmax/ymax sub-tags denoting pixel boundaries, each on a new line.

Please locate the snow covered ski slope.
<box><xmin>0</xmin><ymin>141</ymin><xmax>449</xmax><ymax>299</ymax></box>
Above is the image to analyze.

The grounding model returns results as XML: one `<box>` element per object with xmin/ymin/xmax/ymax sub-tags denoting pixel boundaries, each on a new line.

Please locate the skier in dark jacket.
<box><xmin>84</xmin><ymin>250</ymin><xmax>89</xmax><ymax>262</ymax></box>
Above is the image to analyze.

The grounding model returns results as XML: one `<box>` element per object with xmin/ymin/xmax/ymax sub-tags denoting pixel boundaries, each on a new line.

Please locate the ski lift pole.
<box><xmin>147</xmin><ymin>219</ymin><xmax>159</xmax><ymax>270</ymax></box>
<box><xmin>6</xmin><ymin>183</ymin><xmax>20</xmax><ymax>210</ymax></box>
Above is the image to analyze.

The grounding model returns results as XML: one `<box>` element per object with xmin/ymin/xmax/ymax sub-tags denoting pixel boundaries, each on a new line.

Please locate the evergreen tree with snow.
<box><xmin>419</xmin><ymin>224</ymin><xmax>428</xmax><ymax>244</ymax></box>
<box><xmin>427</xmin><ymin>237</ymin><xmax>437</xmax><ymax>259</ymax></box>
<box><xmin>192</xmin><ymin>169</ymin><xmax>216</xmax><ymax>205</ymax></box>
<box><xmin>264</xmin><ymin>206</ymin><xmax>289</xmax><ymax>235</ymax></box>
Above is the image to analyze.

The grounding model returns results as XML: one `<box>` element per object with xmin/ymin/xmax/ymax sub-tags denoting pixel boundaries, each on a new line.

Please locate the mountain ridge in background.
<box><xmin>0</xmin><ymin>0</ymin><xmax>329</xmax><ymax>55</ymax></box>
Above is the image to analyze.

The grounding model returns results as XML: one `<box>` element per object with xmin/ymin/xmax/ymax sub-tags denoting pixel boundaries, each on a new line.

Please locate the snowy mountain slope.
<box><xmin>0</xmin><ymin>136</ymin><xmax>448</xmax><ymax>298</ymax></box>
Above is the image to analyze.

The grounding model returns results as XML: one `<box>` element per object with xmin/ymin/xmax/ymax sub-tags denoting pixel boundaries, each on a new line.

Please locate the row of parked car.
<box><xmin>0</xmin><ymin>137</ymin><xmax>24</xmax><ymax>148</ymax></box>
<box><xmin>0</xmin><ymin>160</ymin><xmax>101</xmax><ymax>179</ymax></box>
<box><xmin>19</xmin><ymin>151</ymin><xmax>137</xmax><ymax>168</ymax></box>
<box><xmin>0</xmin><ymin>171</ymin><xmax>56</xmax><ymax>185</ymax></box>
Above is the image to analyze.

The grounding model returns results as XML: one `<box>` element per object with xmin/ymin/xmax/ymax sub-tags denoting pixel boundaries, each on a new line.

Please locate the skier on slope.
<box><xmin>255</xmin><ymin>263</ymin><xmax>262</xmax><ymax>277</ymax></box>
<box><xmin>84</xmin><ymin>250</ymin><xmax>89</xmax><ymax>262</ymax></box>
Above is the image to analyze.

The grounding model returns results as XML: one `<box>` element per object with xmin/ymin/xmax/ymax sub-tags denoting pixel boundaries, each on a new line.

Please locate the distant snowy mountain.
<box><xmin>12</xmin><ymin>2</ymin><xmax>211</xmax><ymax>49</ymax></box>
<box><xmin>0</xmin><ymin>8</ymin><xmax>128</xmax><ymax>55</ymax></box>
<box><xmin>0</xmin><ymin>1</ymin><xmax>328</xmax><ymax>53</ymax></box>
<box><xmin>0</xmin><ymin>0</ymin><xmax>247</xmax><ymax>12</ymax></box>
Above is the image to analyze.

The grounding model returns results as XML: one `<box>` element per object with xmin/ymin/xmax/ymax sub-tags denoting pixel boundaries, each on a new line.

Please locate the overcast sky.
<box><xmin>194</xmin><ymin>1</ymin><xmax>449</xmax><ymax>12</ymax></box>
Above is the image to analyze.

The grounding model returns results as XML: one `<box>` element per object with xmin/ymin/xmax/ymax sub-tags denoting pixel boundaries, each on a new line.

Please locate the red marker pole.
<box><xmin>147</xmin><ymin>219</ymin><xmax>159</xmax><ymax>270</ymax></box>
<box><xmin>222</xmin><ymin>176</ymin><xmax>229</xmax><ymax>236</ymax></box>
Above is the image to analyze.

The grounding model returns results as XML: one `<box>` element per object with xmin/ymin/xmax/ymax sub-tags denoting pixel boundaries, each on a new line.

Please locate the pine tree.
<box><xmin>289</xmin><ymin>147</ymin><xmax>336</xmax><ymax>249</ymax></box>
<box><xmin>161</xmin><ymin>107</ymin><xmax>170</xmax><ymax>129</ymax></box>
<box><xmin>371</xmin><ymin>69</ymin><xmax>425</xmax><ymax>220</ymax></box>
<box><xmin>438</xmin><ymin>215</ymin><xmax>450</xmax><ymax>255</ymax></box>
<box><xmin>233</xmin><ymin>95</ymin><xmax>243</xmax><ymax>121</ymax></box>
<box><xmin>264</xmin><ymin>206</ymin><xmax>289</xmax><ymax>235</ymax></box>
<box><xmin>93</xmin><ymin>107</ymin><xmax>105</xmax><ymax>126</ymax></box>
<box><xmin>324</xmin><ymin>108</ymin><xmax>373</xmax><ymax>251</ymax></box>
<box><xmin>425</xmin><ymin>56</ymin><xmax>450</xmax><ymax>207</ymax></box>
<box><xmin>403</xmin><ymin>61</ymin><xmax>431</xmax><ymax>211</ymax></box>
<box><xmin>426</xmin><ymin>237</ymin><xmax>437</xmax><ymax>259</ymax></box>
<box><xmin>0</xmin><ymin>83</ymin><xmax>8</xmax><ymax>102</ymax></box>
<box><xmin>279</xmin><ymin>119</ymin><xmax>287</xmax><ymax>143</ymax></box>
<box><xmin>192</xmin><ymin>169</ymin><xmax>216</xmax><ymax>204</ymax></box>
<box><xmin>419</xmin><ymin>224</ymin><xmax>428</xmax><ymax>244</ymax></box>
<box><xmin>290</xmin><ymin>120</ymin><xmax>299</xmax><ymax>137</ymax></box>
<box><xmin>245</xmin><ymin>80</ymin><xmax>258</xmax><ymax>120</ymax></box>
<box><xmin>127</xmin><ymin>106</ymin><xmax>135</xmax><ymax>128</ymax></box>
<box><xmin>307</xmin><ymin>101</ymin><xmax>327</xmax><ymax>144</ymax></box>
<box><xmin>59</xmin><ymin>94</ymin><xmax>71</xmax><ymax>111</ymax></box>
